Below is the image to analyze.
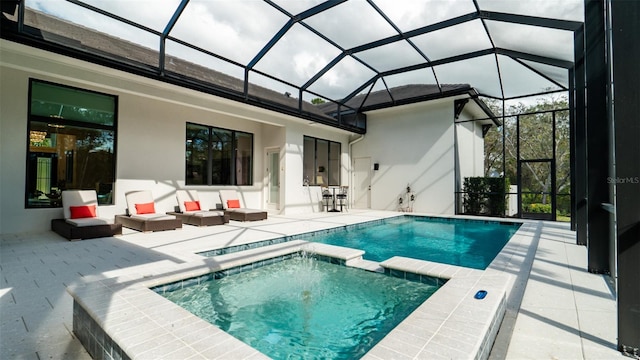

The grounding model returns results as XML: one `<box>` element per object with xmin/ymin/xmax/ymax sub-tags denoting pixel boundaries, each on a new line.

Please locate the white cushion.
<box><xmin>176</xmin><ymin>190</ymin><xmax>201</xmax><ymax>213</ymax></box>
<box><xmin>225</xmin><ymin>208</ymin><xmax>264</xmax><ymax>214</ymax></box>
<box><xmin>125</xmin><ymin>191</ymin><xmax>155</xmax><ymax>215</ymax></box>
<box><xmin>192</xmin><ymin>210</ymin><xmax>225</xmax><ymax>218</ymax></box>
<box><xmin>131</xmin><ymin>213</ymin><xmax>176</xmax><ymax>221</ymax></box>
<box><xmin>66</xmin><ymin>217</ymin><xmax>112</xmax><ymax>227</ymax></box>
<box><xmin>61</xmin><ymin>190</ymin><xmax>99</xmax><ymax>219</ymax></box>
<box><xmin>219</xmin><ymin>189</ymin><xmax>240</xmax><ymax>210</ymax></box>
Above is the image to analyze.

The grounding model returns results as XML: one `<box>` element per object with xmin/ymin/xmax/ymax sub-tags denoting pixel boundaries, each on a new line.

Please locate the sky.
<box><xmin>26</xmin><ymin>0</ymin><xmax>583</xmax><ymax>106</ymax></box>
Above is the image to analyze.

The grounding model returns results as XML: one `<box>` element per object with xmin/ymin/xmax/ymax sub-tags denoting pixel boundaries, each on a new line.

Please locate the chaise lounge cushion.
<box><xmin>170</xmin><ymin>190</ymin><xmax>228</xmax><ymax>226</ymax></box>
<box><xmin>117</xmin><ymin>190</ymin><xmax>181</xmax><ymax>232</ymax></box>
<box><xmin>218</xmin><ymin>190</ymin><xmax>267</xmax><ymax>221</ymax></box>
<box><xmin>66</xmin><ymin>217</ymin><xmax>113</xmax><ymax>227</ymax></box>
<box><xmin>52</xmin><ymin>190</ymin><xmax>122</xmax><ymax>240</ymax></box>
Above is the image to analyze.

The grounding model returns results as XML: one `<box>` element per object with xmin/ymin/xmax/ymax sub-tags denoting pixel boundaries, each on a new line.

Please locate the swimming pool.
<box><xmin>158</xmin><ymin>253</ymin><xmax>440</xmax><ymax>359</ymax></box>
<box><xmin>295</xmin><ymin>216</ymin><xmax>521</xmax><ymax>269</ymax></box>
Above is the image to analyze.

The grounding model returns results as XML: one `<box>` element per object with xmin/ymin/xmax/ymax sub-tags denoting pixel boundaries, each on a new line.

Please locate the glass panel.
<box><xmin>375</xmin><ymin>0</ymin><xmax>478</xmax><ymax>31</ymax></box>
<box><xmin>503</xmin><ymin>116</ymin><xmax>518</xmax><ymax>186</ymax></box>
<box><xmin>165</xmin><ymin>40</ymin><xmax>246</xmax><ymax>89</ymax></box>
<box><xmin>303</xmin><ymin>136</ymin><xmax>315</xmax><ymax>185</ymax></box>
<box><xmin>329</xmin><ymin>142</ymin><xmax>341</xmax><ymax>186</ymax></box>
<box><xmin>520</xmin><ymin>60</ymin><xmax>569</xmax><ymax>89</ymax></box>
<box><xmin>304</xmin><ymin>0</ymin><xmax>397</xmax><ymax>49</ymax></box>
<box><xmin>27</xmin><ymin>122</ymin><xmax>115</xmax><ymax>207</ymax></box>
<box><xmin>80</xmin><ymin>0</ymin><xmax>182</xmax><ymax>32</ymax></box>
<box><xmin>498</xmin><ymin>55</ymin><xmax>563</xmax><ymax>99</ymax></box>
<box><xmin>254</xmin><ymin>23</ymin><xmax>341</xmax><ymax>87</ymax></box>
<box><xmin>170</xmin><ymin>0</ymin><xmax>288</xmax><ymax>64</ymax></box>
<box><xmin>186</xmin><ymin>123</ymin><xmax>209</xmax><ymax>185</ymax></box>
<box><xmin>433</xmin><ymin>55</ymin><xmax>502</xmax><ymax>98</ymax></box>
<box><xmin>484</xmin><ymin>123</ymin><xmax>504</xmax><ymax>178</ymax></box>
<box><xmin>307</xmin><ymin>56</ymin><xmax>377</xmax><ymax>100</ymax></box>
<box><xmin>25</xmin><ymin>0</ymin><xmax>159</xmax><ymax>65</ymax></box>
<box><xmin>31</xmin><ymin>81</ymin><xmax>116</xmax><ymax>126</ymax></box>
<box><xmin>269</xmin><ymin>152</ymin><xmax>279</xmax><ymax>204</ymax></box>
<box><xmin>272</xmin><ymin>0</ymin><xmax>324</xmax><ymax>16</ymax></box>
<box><xmin>477</xmin><ymin>0</ymin><xmax>584</xmax><ymax>22</ymax></box>
<box><xmin>382</xmin><ymin>69</ymin><xmax>438</xmax><ymax>88</ymax></box>
<box><xmin>519</xmin><ymin>112</ymin><xmax>553</xmax><ymax>160</ymax></box>
<box><xmin>411</xmin><ymin>20</ymin><xmax>492</xmax><ymax>61</ymax></box>
<box><xmin>555</xmin><ymin>110</ymin><xmax>571</xmax><ymax>195</ymax></box>
<box><xmin>520</xmin><ymin>161</ymin><xmax>553</xmax><ymax>215</ymax></box>
<box><xmin>235</xmin><ymin>132</ymin><xmax>253</xmax><ymax>186</ymax></box>
<box><xmin>247</xmin><ymin>72</ymin><xmax>300</xmax><ymax>110</ymax></box>
<box><xmin>316</xmin><ymin>139</ymin><xmax>329</xmax><ymax>186</ymax></box>
<box><xmin>555</xmin><ymin>112</ymin><xmax>571</xmax><ymax>216</ymax></box>
<box><xmin>356</xmin><ymin>40</ymin><xmax>426</xmax><ymax>73</ymax></box>
<box><xmin>486</xmin><ymin>21</ymin><xmax>575</xmax><ymax>63</ymax></box>
<box><xmin>211</xmin><ymin>128</ymin><xmax>232</xmax><ymax>185</ymax></box>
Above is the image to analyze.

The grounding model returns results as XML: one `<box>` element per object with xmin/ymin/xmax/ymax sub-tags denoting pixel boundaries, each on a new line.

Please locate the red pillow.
<box><xmin>227</xmin><ymin>199</ymin><xmax>240</xmax><ymax>209</ymax></box>
<box><xmin>184</xmin><ymin>200</ymin><xmax>200</xmax><ymax>211</ymax></box>
<box><xmin>135</xmin><ymin>202</ymin><xmax>155</xmax><ymax>214</ymax></box>
<box><xmin>69</xmin><ymin>205</ymin><xmax>97</xmax><ymax>219</ymax></box>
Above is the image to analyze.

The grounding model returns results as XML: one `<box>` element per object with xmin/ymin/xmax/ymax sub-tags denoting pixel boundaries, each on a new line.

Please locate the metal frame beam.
<box><xmin>611</xmin><ymin>0</ymin><xmax>640</xmax><ymax>354</ymax></box>
<box><xmin>584</xmin><ymin>0</ymin><xmax>611</xmax><ymax>274</ymax></box>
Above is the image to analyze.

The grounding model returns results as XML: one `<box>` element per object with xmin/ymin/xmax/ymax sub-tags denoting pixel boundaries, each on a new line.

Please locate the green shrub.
<box><xmin>463</xmin><ymin>177</ymin><xmax>486</xmax><ymax>215</ymax></box>
<box><xmin>463</xmin><ymin>177</ymin><xmax>508</xmax><ymax>217</ymax></box>
<box><xmin>523</xmin><ymin>203</ymin><xmax>551</xmax><ymax>213</ymax></box>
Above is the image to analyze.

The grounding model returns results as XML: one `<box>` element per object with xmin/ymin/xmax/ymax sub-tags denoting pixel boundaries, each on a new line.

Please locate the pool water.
<box><xmin>160</xmin><ymin>256</ymin><xmax>440</xmax><ymax>359</ymax></box>
<box><xmin>301</xmin><ymin>216</ymin><xmax>521</xmax><ymax>269</ymax></box>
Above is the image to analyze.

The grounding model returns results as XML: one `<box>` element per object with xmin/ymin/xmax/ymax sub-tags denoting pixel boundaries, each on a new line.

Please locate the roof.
<box><xmin>1</xmin><ymin>1</ymin><xmax>582</xmax><ymax>132</ymax></box>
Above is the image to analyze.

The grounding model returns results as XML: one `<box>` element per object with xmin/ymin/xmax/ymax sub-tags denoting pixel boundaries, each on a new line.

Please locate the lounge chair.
<box><xmin>167</xmin><ymin>190</ymin><xmax>229</xmax><ymax>226</ymax></box>
<box><xmin>115</xmin><ymin>190</ymin><xmax>182</xmax><ymax>232</ymax></box>
<box><xmin>51</xmin><ymin>190</ymin><xmax>122</xmax><ymax>240</ymax></box>
<box><xmin>219</xmin><ymin>189</ymin><xmax>268</xmax><ymax>221</ymax></box>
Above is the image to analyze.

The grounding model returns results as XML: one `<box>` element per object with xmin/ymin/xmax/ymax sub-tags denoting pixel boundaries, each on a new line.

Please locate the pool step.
<box><xmin>348</xmin><ymin>259</ymin><xmax>384</xmax><ymax>273</ymax></box>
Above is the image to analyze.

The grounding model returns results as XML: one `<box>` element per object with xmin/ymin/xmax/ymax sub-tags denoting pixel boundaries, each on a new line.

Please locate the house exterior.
<box><xmin>0</xmin><ymin>39</ymin><xmax>493</xmax><ymax>234</ymax></box>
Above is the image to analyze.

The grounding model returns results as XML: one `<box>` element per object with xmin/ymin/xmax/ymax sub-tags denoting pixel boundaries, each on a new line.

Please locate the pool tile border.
<box><xmin>68</xmin><ymin>236</ymin><xmax>513</xmax><ymax>360</ymax></box>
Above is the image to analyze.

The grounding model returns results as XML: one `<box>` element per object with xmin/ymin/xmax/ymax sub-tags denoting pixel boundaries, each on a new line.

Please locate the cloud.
<box><xmin>24</xmin><ymin>0</ymin><xmax>582</xmax><ymax>103</ymax></box>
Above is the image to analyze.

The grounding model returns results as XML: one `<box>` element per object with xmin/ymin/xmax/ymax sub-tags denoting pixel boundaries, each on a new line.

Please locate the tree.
<box><xmin>483</xmin><ymin>94</ymin><xmax>571</xmax><ymax>215</ymax></box>
<box><xmin>311</xmin><ymin>97</ymin><xmax>326</xmax><ymax>105</ymax></box>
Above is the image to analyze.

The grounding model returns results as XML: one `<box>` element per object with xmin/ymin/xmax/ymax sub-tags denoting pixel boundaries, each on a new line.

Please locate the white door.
<box><xmin>266</xmin><ymin>149</ymin><xmax>280</xmax><ymax>210</ymax></box>
<box><xmin>353</xmin><ymin>157</ymin><xmax>371</xmax><ymax>209</ymax></box>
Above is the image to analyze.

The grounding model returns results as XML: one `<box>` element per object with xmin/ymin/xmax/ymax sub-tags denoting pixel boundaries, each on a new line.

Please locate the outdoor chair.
<box><xmin>115</xmin><ymin>190</ymin><xmax>182</xmax><ymax>232</ymax></box>
<box><xmin>322</xmin><ymin>187</ymin><xmax>334</xmax><ymax>212</ymax></box>
<box><xmin>167</xmin><ymin>190</ymin><xmax>229</xmax><ymax>226</ymax></box>
<box><xmin>51</xmin><ymin>190</ymin><xmax>122</xmax><ymax>240</ymax></box>
<box><xmin>219</xmin><ymin>189</ymin><xmax>267</xmax><ymax>221</ymax></box>
<box><xmin>336</xmin><ymin>186</ymin><xmax>349</xmax><ymax>212</ymax></box>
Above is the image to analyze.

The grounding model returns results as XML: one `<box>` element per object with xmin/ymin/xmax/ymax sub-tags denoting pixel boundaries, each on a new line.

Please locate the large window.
<box><xmin>26</xmin><ymin>79</ymin><xmax>117</xmax><ymax>208</ymax></box>
<box><xmin>303</xmin><ymin>136</ymin><xmax>341</xmax><ymax>186</ymax></box>
<box><xmin>186</xmin><ymin>123</ymin><xmax>253</xmax><ymax>185</ymax></box>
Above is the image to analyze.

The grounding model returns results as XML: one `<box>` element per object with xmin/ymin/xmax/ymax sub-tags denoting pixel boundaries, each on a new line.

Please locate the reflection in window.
<box><xmin>303</xmin><ymin>136</ymin><xmax>341</xmax><ymax>186</ymax></box>
<box><xmin>26</xmin><ymin>79</ymin><xmax>117</xmax><ymax>208</ymax></box>
<box><xmin>186</xmin><ymin>123</ymin><xmax>253</xmax><ymax>186</ymax></box>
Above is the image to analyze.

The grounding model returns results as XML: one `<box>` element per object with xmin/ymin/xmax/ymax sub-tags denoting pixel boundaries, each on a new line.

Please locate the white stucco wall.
<box><xmin>353</xmin><ymin>100</ymin><xmax>456</xmax><ymax>214</ymax></box>
<box><xmin>0</xmin><ymin>40</ymin><xmax>350</xmax><ymax>233</ymax></box>
<box><xmin>0</xmin><ymin>39</ymin><xmax>488</xmax><ymax>234</ymax></box>
<box><xmin>455</xmin><ymin>118</ymin><xmax>486</xmax><ymax>187</ymax></box>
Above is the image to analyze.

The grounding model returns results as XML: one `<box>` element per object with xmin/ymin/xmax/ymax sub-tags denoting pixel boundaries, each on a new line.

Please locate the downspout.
<box><xmin>348</xmin><ymin>135</ymin><xmax>365</xmax><ymax>208</ymax></box>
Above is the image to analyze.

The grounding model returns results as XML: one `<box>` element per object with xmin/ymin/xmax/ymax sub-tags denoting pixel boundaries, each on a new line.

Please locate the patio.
<box><xmin>0</xmin><ymin>210</ymin><xmax>623</xmax><ymax>359</ymax></box>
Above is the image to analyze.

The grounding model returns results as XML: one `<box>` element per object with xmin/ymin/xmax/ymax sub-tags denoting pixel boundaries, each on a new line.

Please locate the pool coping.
<box><xmin>67</xmin><ymin>218</ymin><xmax>531</xmax><ymax>360</ymax></box>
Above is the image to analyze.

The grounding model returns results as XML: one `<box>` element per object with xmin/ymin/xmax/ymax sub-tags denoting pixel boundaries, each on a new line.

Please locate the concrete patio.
<box><xmin>0</xmin><ymin>210</ymin><xmax>624</xmax><ymax>359</ymax></box>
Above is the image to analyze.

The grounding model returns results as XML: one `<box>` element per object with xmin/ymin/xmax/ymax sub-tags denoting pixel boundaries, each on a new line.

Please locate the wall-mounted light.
<box><xmin>373</xmin><ymin>163</ymin><xmax>379</xmax><ymax>171</ymax></box>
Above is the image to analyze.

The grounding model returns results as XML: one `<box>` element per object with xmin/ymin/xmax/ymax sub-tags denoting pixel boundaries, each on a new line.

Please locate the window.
<box><xmin>26</xmin><ymin>79</ymin><xmax>117</xmax><ymax>208</ymax></box>
<box><xmin>303</xmin><ymin>136</ymin><xmax>341</xmax><ymax>186</ymax></box>
<box><xmin>186</xmin><ymin>123</ymin><xmax>253</xmax><ymax>185</ymax></box>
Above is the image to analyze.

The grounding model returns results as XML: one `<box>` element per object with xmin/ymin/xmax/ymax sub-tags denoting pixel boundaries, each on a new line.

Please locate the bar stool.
<box><xmin>336</xmin><ymin>186</ymin><xmax>348</xmax><ymax>212</ymax></box>
<box><xmin>322</xmin><ymin>187</ymin><xmax>333</xmax><ymax>212</ymax></box>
